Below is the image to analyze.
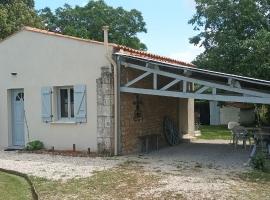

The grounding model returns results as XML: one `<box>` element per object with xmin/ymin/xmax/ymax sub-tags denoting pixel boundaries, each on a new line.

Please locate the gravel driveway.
<box><xmin>134</xmin><ymin>139</ymin><xmax>253</xmax><ymax>200</ymax></box>
<box><xmin>0</xmin><ymin>139</ymin><xmax>250</xmax><ymax>181</ymax></box>
<box><xmin>0</xmin><ymin>151</ymin><xmax>122</xmax><ymax>180</ymax></box>
<box><xmin>0</xmin><ymin>140</ymin><xmax>258</xmax><ymax>199</ymax></box>
<box><xmin>141</xmin><ymin>139</ymin><xmax>250</xmax><ymax>171</ymax></box>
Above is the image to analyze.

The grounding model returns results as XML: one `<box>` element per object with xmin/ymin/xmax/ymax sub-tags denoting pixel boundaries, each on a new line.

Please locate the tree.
<box><xmin>38</xmin><ymin>0</ymin><xmax>147</xmax><ymax>50</ymax></box>
<box><xmin>189</xmin><ymin>0</ymin><xmax>270</xmax><ymax>80</ymax></box>
<box><xmin>0</xmin><ymin>0</ymin><xmax>42</xmax><ymax>40</ymax></box>
<box><xmin>0</xmin><ymin>0</ymin><xmax>34</xmax><ymax>8</ymax></box>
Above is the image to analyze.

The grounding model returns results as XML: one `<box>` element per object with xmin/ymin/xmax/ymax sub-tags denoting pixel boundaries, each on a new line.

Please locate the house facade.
<box><xmin>209</xmin><ymin>101</ymin><xmax>255</xmax><ymax>125</ymax></box>
<box><xmin>0</xmin><ymin>27</ymin><xmax>195</xmax><ymax>154</ymax></box>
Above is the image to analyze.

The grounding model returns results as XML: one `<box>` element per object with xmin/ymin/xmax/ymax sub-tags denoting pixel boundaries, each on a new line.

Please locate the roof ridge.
<box><xmin>23</xmin><ymin>26</ymin><xmax>117</xmax><ymax>47</ymax></box>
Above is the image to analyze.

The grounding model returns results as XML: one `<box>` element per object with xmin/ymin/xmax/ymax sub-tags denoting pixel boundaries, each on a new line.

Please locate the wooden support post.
<box><xmin>183</xmin><ymin>81</ymin><xmax>187</xmax><ymax>93</ymax></box>
<box><xmin>212</xmin><ymin>88</ymin><xmax>217</xmax><ymax>95</ymax></box>
<box><xmin>88</xmin><ymin>148</ymin><xmax>91</xmax><ymax>155</ymax></box>
<box><xmin>153</xmin><ymin>73</ymin><xmax>157</xmax><ymax>90</ymax></box>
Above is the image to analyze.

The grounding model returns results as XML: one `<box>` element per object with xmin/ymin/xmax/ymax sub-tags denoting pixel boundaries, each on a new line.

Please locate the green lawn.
<box><xmin>31</xmin><ymin>162</ymin><xmax>165</xmax><ymax>200</ymax></box>
<box><xmin>198</xmin><ymin>125</ymin><xmax>231</xmax><ymax>140</ymax></box>
<box><xmin>1</xmin><ymin>160</ymin><xmax>269</xmax><ymax>200</ymax></box>
<box><xmin>30</xmin><ymin>161</ymin><xmax>270</xmax><ymax>200</ymax></box>
<box><xmin>0</xmin><ymin>172</ymin><xmax>32</xmax><ymax>200</ymax></box>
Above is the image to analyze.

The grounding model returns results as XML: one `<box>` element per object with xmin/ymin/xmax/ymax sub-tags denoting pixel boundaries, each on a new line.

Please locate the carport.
<box><xmin>113</xmin><ymin>47</ymin><xmax>270</xmax><ymax>155</ymax></box>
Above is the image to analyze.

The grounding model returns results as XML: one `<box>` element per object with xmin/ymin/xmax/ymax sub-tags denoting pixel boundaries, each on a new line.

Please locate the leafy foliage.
<box><xmin>38</xmin><ymin>0</ymin><xmax>147</xmax><ymax>50</ymax></box>
<box><xmin>189</xmin><ymin>0</ymin><xmax>270</xmax><ymax>80</ymax></box>
<box><xmin>25</xmin><ymin>140</ymin><xmax>44</xmax><ymax>151</ymax></box>
<box><xmin>0</xmin><ymin>0</ymin><xmax>42</xmax><ymax>40</ymax></box>
<box><xmin>251</xmin><ymin>152</ymin><xmax>268</xmax><ymax>171</ymax></box>
<box><xmin>256</xmin><ymin>105</ymin><xmax>270</xmax><ymax>126</ymax></box>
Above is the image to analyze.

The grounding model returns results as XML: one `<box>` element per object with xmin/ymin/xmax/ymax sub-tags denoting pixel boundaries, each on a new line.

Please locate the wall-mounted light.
<box><xmin>11</xmin><ymin>72</ymin><xmax>17</xmax><ymax>76</ymax></box>
<box><xmin>133</xmin><ymin>94</ymin><xmax>143</xmax><ymax>122</ymax></box>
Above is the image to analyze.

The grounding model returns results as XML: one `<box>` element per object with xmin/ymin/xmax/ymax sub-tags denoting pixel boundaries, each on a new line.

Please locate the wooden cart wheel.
<box><xmin>163</xmin><ymin>116</ymin><xmax>180</xmax><ymax>146</ymax></box>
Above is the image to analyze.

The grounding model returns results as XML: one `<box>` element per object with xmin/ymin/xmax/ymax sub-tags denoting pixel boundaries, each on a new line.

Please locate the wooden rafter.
<box><xmin>120</xmin><ymin>61</ymin><xmax>270</xmax><ymax>104</ymax></box>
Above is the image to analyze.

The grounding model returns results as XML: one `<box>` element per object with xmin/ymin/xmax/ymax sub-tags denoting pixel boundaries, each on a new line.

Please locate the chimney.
<box><xmin>102</xmin><ymin>26</ymin><xmax>109</xmax><ymax>52</ymax></box>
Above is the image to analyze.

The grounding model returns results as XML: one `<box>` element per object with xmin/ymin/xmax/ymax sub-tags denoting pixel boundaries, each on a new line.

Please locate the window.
<box><xmin>41</xmin><ymin>85</ymin><xmax>87</xmax><ymax>123</ymax></box>
<box><xmin>16</xmin><ymin>92</ymin><xmax>24</xmax><ymax>101</ymax></box>
<box><xmin>58</xmin><ymin>87</ymin><xmax>74</xmax><ymax>120</ymax></box>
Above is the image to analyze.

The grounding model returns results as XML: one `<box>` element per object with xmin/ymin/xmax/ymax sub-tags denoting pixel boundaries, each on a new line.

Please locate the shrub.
<box><xmin>251</xmin><ymin>152</ymin><xmax>267</xmax><ymax>171</ymax></box>
<box><xmin>25</xmin><ymin>140</ymin><xmax>44</xmax><ymax>151</ymax></box>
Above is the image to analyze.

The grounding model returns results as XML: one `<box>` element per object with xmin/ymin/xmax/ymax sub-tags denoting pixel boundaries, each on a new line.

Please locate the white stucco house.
<box><xmin>2</xmin><ymin>26</ymin><xmax>269</xmax><ymax>155</ymax></box>
<box><xmin>0</xmin><ymin>27</ymin><xmax>196</xmax><ymax>154</ymax></box>
<box><xmin>0</xmin><ymin>27</ymin><xmax>115</xmax><ymax>151</ymax></box>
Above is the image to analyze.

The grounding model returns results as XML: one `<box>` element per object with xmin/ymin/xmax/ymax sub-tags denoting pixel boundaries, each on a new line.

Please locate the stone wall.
<box><xmin>96</xmin><ymin>66</ymin><xmax>114</xmax><ymax>154</ymax></box>
<box><xmin>96</xmin><ymin>63</ymin><xmax>194</xmax><ymax>155</ymax></box>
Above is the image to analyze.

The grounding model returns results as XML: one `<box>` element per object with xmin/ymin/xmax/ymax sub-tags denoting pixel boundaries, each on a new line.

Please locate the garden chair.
<box><xmin>228</xmin><ymin>122</ymin><xmax>240</xmax><ymax>144</ymax></box>
<box><xmin>231</xmin><ymin>125</ymin><xmax>251</xmax><ymax>149</ymax></box>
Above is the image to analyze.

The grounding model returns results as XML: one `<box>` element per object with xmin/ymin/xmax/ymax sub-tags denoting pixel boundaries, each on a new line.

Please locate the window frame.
<box><xmin>57</xmin><ymin>86</ymin><xmax>74</xmax><ymax>121</ymax></box>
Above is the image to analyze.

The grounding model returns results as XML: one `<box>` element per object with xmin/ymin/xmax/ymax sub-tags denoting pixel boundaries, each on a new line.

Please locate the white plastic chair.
<box><xmin>231</xmin><ymin>125</ymin><xmax>251</xmax><ymax>149</ymax></box>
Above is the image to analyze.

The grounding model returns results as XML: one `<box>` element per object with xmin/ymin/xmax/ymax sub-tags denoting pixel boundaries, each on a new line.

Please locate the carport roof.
<box><xmin>116</xmin><ymin>53</ymin><xmax>270</xmax><ymax>104</ymax></box>
<box><xmin>115</xmin><ymin>52</ymin><xmax>270</xmax><ymax>87</ymax></box>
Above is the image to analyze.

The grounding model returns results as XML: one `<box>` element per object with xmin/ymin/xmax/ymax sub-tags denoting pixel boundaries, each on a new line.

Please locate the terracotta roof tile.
<box><xmin>23</xmin><ymin>26</ymin><xmax>195</xmax><ymax>68</ymax></box>
<box><xmin>114</xmin><ymin>45</ymin><xmax>195</xmax><ymax>67</ymax></box>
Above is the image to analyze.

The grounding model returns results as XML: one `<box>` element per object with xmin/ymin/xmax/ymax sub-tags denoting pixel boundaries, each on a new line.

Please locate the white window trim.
<box><xmin>57</xmin><ymin>86</ymin><xmax>74</xmax><ymax>121</ymax></box>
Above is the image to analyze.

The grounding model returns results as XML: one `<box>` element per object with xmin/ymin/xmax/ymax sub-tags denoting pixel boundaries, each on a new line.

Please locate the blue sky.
<box><xmin>35</xmin><ymin>0</ymin><xmax>203</xmax><ymax>62</ymax></box>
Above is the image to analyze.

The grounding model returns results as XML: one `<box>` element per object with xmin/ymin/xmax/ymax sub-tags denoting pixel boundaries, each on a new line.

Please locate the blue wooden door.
<box><xmin>12</xmin><ymin>89</ymin><xmax>25</xmax><ymax>146</ymax></box>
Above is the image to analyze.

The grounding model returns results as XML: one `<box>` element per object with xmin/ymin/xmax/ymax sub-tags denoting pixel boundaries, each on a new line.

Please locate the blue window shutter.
<box><xmin>74</xmin><ymin>85</ymin><xmax>87</xmax><ymax>123</ymax></box>
<box><xmin>41</xmin><ymin>87</ymin><xmax>53</xmax><ymax>123</ymax></box>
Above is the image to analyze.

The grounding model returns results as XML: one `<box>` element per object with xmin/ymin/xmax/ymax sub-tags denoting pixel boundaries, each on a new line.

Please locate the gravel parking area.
<box><xmin>133</xmin><ymin>140</ymin><xmax>252</xmax><ymax>200</ymax></box>
<box><xmin>0</xmin><ymin>151</ymin><xmax>122</xmax><ymax>180</ymax></box>
<box><xmin>141</xmin><ymin>139</ymin><xmax>250</xmax><ymax>171</ymax></box>
<box><xmin>0</xmin><ymin>139</ymin><xmax>250</xmax><ymax>180</ymax></box>
<box><xmin>0</xmin><ymin>140</ymin><xmax>262</xmax><ymax>199</ymax></box>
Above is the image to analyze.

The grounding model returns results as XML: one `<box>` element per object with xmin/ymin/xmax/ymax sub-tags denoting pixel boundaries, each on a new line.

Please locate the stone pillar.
<box><xmin>97</xmin><ymin>66</ymin><xmax>114</xmax><ymax>154</ymax></box>
<box><xmin>178</xmin><ymin>98</ymin><xmax>195</xmax><ymax>136</ymax></box>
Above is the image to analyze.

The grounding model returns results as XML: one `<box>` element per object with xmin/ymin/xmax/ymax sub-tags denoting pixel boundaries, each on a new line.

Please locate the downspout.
<box><xmin>102</xmin><ymin>26</ymin><xmax>120</xmax><ymax>156</ymax></box>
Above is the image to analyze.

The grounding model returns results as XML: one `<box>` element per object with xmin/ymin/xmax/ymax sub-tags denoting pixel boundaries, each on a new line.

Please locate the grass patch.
<box><xmin>31</xmin><ymin>165</ymin><xmax>163</xmax><ymax>200</ymax></box>
<box><xmin>237</xmin><ymin>168</ymin><xmax>270</xmax><ymax>199</ymax></box>
<box><xmin>241</xmin><ymin>159</ymin><xmax>270</xmax><ymax>182</ymax></box>
<box><xmin>0</xmin><ymin>172</ymin><xmax>32</xmax><ymax>200</ymax></box>
<box><xmin>240</xmin><ymin>170</ymin><xmax>270</xmax><ymax>183</ymax></box>
<box><xmin>198</xmin><ymin>125</ymin><xmax>231</xmax><ymax>140</ymax></box>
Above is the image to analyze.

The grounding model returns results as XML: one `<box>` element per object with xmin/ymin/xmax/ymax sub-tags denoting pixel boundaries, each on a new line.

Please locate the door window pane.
<box><xmin>16</xmin><ymin>93</ymin><xmax>24</xmax><ymax>101</ymax></box>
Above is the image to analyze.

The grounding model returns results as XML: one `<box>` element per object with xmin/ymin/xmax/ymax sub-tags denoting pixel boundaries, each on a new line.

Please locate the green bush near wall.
<box><xmin>25</xmin><ymin>140</ymin><xmax>44</xmax><ymax>151</ymax></box>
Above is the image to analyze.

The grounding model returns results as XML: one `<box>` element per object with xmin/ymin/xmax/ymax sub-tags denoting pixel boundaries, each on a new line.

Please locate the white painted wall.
<box><xmin>220</xmin><ymin>106</ymin><xmax>240</xmax><ymax>125</ymax></box>
<box><xmin>209</xmin><ymin>101</ymin><xmax>220</xmax><ymax>125</ymax></box>
<box><xmin>0</xmin><ymin>30</ymin><xmax>112</xmax><ymax>151</ymax></box>
<box><xmin>219</xmin><ymin>106</ymin><xmax>255</xmax><ymax>125</ymax></box>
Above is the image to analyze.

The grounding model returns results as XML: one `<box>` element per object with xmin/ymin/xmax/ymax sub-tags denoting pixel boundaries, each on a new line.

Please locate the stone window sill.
<box><xmin>50</xmin><ymin>121</ymin><xmax>76</xmax><ymax>124</ymax></box>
